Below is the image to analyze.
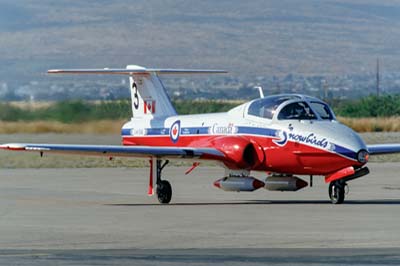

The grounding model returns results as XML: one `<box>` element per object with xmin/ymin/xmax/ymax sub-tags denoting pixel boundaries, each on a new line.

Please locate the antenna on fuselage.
<box><xmin>254</xmin><ymin>86</ymin><xmax>265</xmax><ymax>98</ymax></box>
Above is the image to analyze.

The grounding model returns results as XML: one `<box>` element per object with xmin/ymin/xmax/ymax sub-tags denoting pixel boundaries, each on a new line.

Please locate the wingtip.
<box><xmin>0</xmin><ymin>143</ymin><xmax>26</xmax><ymax>150</ymax></box>
<box><xmin>47</xmin><ymin>69</ymin><xmax>60</xmax><ymax>74</ymax></box>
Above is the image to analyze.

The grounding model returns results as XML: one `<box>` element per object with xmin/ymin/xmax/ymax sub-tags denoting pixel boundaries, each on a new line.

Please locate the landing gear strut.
<box><xmin>156</xmin><ymin>160</ymin><xmax>172</xmax><ymax>204</ymax></box>
<box><xmin>329</xmin><ymin>181</ymin><xmax>346</xmax><ymax>204</ymax></box>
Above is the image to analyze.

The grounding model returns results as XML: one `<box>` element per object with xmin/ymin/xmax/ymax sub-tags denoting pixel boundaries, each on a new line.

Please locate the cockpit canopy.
<box><xmin>247</xmin><ymin>94</ymin><xmax>335</xmax><ymax>121</ymax></box>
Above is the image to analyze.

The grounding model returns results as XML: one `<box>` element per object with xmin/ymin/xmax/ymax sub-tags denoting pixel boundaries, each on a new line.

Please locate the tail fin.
<box><xmin>127</xmin><ymin>65</ymin><xmax>176</xmax><ymax>118</ymax></box>
<box><xmin>48</xmin><ymin>66</ymin><xmax>226</xmax><ymax>119</ymax></box>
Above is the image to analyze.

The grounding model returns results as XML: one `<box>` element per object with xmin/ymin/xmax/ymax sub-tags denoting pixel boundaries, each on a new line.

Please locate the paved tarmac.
<box><xmin>0</xmin><ymin>163</ymin><xmax>399</xmax><ymax>264</ymax></box>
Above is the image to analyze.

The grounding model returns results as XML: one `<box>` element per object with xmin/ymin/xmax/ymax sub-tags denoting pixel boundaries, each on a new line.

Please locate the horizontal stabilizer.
<box><xmin>47</xmin><ymin>65</ymin><xmax>226</xmax><ymax>119</ymax></box>
<box><xmin>48</xmin><ymin>66</ymin><xmax>227</xmax><ymax>75</ymax></box>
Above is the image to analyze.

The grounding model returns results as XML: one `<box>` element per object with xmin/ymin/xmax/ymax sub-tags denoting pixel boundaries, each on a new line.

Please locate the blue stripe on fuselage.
<box><xmin>181</xmin><ymin>127</ymin><xmax>209</xmax><ymax>135</ymax></box>
<box><xmin>146</xmin><ymin>128</ymin><xmax>169</xmax><ymax>135</ymax></box>
<box><xmin>121</xmin><ymin>128</ymin><xmax>131</xmax><ymax>136</ymax></box>
<box><xmin>122</xmin><ymin>126</ymin><xmax>276</xmax><ymax>137</ymax></box>
<box><xmin>236</xmin><ymin>126</ymin><xmax>277</xmax><ymax>137</ymax></box>
<box><xmin>333</xmin><ymin>145</ymin><xmax>358</xmax><ymax>161</ymax></box>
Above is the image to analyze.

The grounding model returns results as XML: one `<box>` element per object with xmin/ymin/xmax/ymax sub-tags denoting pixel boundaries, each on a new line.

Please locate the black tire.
<box><xmin>329</xmin><ymin>182</ymin><xmax>345</xmax><ymax>204</ymax></box>
<box><xmin>157</xmin><ymin>180</ymin><xmax>172</xmax><ymax>204</ymax></box>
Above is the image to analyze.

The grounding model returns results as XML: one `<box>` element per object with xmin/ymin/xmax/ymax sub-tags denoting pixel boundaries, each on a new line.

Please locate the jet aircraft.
<box><xmin>2</xmin><ymin>65</ymin><xmax>400</xmax><ymax>204</ymax></box>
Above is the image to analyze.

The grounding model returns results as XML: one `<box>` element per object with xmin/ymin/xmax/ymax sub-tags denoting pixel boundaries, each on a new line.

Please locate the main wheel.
<box><xmin>329</xmin><ymin>181</ymin><xmax>345</xmax><ymax>204</ymax></box>
<box><xmin>157</xmin><ymin>180</ymin><xmax>172</xmax><ymax>204</ymax></box>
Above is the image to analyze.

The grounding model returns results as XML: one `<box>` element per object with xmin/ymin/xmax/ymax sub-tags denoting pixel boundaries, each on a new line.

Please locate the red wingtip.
<box><xmin>0</xmin><ymin>144</ymin><xmax>25</xmax><ymax>151</ymax></box>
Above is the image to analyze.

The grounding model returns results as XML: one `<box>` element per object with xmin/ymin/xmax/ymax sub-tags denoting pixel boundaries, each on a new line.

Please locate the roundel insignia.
<box><xmin>169</xmin><ymin>120</ymin><xmax>181</xmax><ymax>143</ymax></box>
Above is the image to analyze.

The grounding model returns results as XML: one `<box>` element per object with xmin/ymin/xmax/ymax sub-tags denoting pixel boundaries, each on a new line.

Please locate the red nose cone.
<box><xmin>252</xmin><ymin>179</ymin><xmax>265</xmax><ymax>190</ymax></box>
<box><xmin>296</xmin><ymin>178</ymin><xmax>308</xmax><ymax>190</ymax></box>
<box><xmin>213</xmin><ymin>180</ymin><xmax>221</xmax><ymax>188</ymax></box>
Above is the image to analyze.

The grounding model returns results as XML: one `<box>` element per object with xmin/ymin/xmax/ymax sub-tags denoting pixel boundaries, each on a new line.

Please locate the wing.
<box><xmin>0</xmin><ymin>143</ymin><xmax>225</xmax><ymax>160</ymax></box>
<box><xmin>367</xmin><ymin>144</ymin><xmax>400</xmax><ymax>155</ymax></box>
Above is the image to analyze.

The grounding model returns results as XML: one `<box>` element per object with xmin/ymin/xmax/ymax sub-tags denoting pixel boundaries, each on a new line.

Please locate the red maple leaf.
<box><xmin>172</xmin><ymin>127</ymin><xmax>178</xmax><ymax>136</ymax></box>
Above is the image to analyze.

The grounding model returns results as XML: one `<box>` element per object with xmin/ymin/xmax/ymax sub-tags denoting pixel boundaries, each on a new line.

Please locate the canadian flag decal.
<box><xmin>144</xmin><ymin>100</ymin><xmax>156</xmax><ymax>114</ymax></box>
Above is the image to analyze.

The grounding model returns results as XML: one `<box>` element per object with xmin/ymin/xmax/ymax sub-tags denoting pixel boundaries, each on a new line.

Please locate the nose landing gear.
<box><xmin>326</xmin><ymin>167</ymin><xmax>369</xmax><ymax>204</ymax></box>
<box><xmin>328</xmin><ymin>181</ymin><xmax>346</xmax><ymax>204</ymax></box>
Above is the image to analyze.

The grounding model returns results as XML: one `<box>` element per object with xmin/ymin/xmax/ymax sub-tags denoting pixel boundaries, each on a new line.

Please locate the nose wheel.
<box><xmin>329</xmin><ymin>181</ymin><xmax>345</xmax><ymax>204</ymax></box>
<box><xmin>155</xmin><ymin>160</ymin><xmax>172</xmax><ymax>204</ymax></box>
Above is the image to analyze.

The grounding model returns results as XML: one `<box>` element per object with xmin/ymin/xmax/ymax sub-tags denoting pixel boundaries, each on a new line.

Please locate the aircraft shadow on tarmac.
<box><xmin>105</xmin><ymin>199</ymin><xmax>400</xmax><ymax>207</ymax></box>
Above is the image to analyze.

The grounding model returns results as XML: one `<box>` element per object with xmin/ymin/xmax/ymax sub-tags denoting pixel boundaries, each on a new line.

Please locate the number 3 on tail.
<box><xmin>132</xmin><ymin>82</ymin><xmax>139</xmax><ymax>110</ymax></box>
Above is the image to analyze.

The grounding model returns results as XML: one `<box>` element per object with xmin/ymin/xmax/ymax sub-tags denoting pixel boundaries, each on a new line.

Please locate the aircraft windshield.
<box><xmin>309</xmin><ymin>101</ymin><xmax>335</xmax><ymax>120</ymax></box>
<box><xmin>277</xmin><ymin>101</ymin><xmax>317</xmax><ymax>120</ymax></box>
<box><xmin>247</xmin><ymin>95</ymin><xmax>300</xmax><ymax>119</ymax></box>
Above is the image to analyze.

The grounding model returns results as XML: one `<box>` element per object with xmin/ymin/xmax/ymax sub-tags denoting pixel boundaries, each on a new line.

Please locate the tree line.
<box><xmin>333</xmin><ymin>95</ymin><xmax>400</xmax><ymax>117</ymax></box>
<box><xmin>0</xmin><ymin>100</ymin><xmax>238</xmax><ymax>123</ymax></box>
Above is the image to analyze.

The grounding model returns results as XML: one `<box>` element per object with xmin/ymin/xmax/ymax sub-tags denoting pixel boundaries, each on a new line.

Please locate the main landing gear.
<box><xmin>155</xmin><ymin>160</ymin><xmax>172</xmax><ymax>204</ymax></box>
<box><xmin>328</xmin><ymin>180</ymin><xmax>346</xmax><ymax>204</ymax></box>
